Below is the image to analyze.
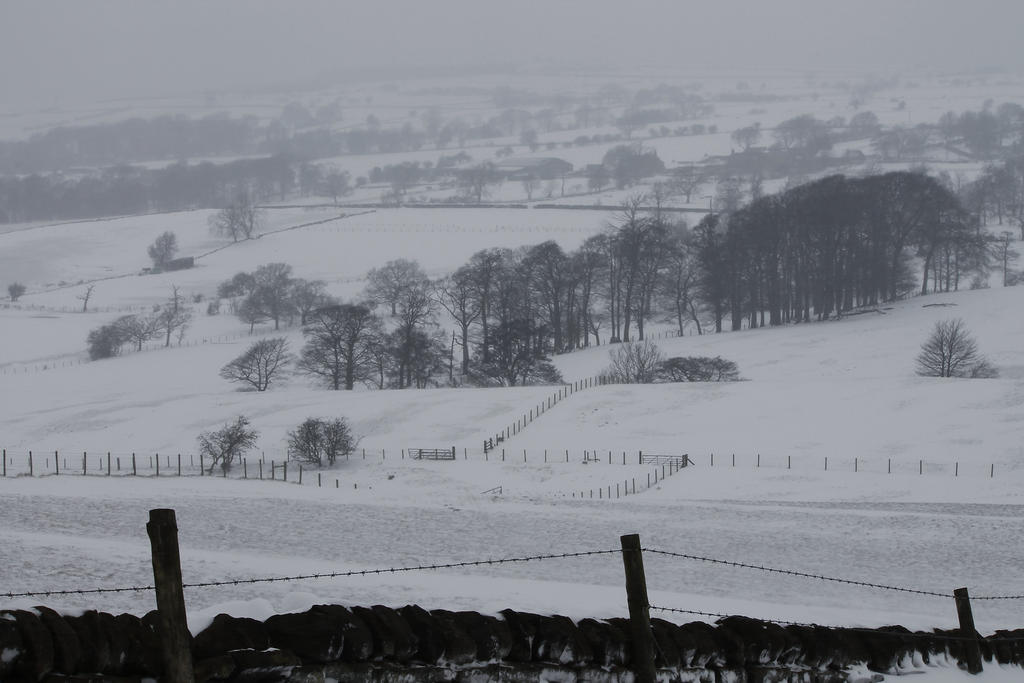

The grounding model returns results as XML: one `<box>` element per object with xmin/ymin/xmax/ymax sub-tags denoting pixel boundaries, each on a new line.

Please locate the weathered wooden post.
<box><xmin>146</xmin><ymin>509</ymin><xmax>196</xmax><ymax>683</ymax></box>
<box><xmin>620</xmin><ymin>534</ymin><xmax>657</xmax><ymax>683</ymax></box>
<box><xmin>954</xmin><ymin>587</ymin><xmax>983</xmax><ymax>674</ymax></box>
<box><xmin>132</xmin><ymin>453</ymin><xmax>137</xmax><ymax>476</ymax></box>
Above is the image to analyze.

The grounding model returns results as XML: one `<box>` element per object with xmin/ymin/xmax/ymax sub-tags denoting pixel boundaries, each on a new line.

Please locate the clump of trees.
<box><xmin>197</xmin><ymin>416</ymin><xmax>258</xmax><ymax>474</ymax></box>
<box><xmin>147</xmin><ymin>231</ymin><xmax>178</xmax><ymax>268</ymax></box>
<box><xmin>85</xmin><ymin>287</ymin><xmax>193</xmax><ymax>359</ymax></box>
<box><xmin>657</xmin><ymin>356</ymin><xmax>740</xmax><ymax>382</ymax></box>
<box><xmin>220</xmin><ymin>337</ymin><xmax>291</xmax><ymax>391</ymax></box>
<box><xmin>287</xmin><ymin>417</ymin><xmax>356</xmax><ymax>467</ymax></box>
<box><xmin>916</xmin><ymin>319</ymin><xmax>997</xmax><ymax>378</ymax></box>
<box><xmin>7</xmin><ymin>282</ymin><xmax>25</xmax><ymax>301</ymax></box>
<box><xmin>603</xmin><ymin>341</ymin><xmax>740</xmax><ymax>384</ymax></box>
<box><xmin>605</xmin><ymin>340</ymin><xmax>664</xmax><ymax>384</ymax></box>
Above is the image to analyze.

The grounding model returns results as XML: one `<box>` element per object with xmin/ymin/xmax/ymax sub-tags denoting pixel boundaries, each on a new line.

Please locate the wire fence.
<box><xmin>3</xmin><ymin>537</ymin><xmax>1022</xmax><ymax>648</ymax></box>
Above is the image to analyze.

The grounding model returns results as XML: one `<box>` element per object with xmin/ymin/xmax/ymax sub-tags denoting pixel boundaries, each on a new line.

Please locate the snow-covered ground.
<box><xmin>3</xmin><ymin>69</ymin><xmax>1024</xmax><ymax>680</ymax></box>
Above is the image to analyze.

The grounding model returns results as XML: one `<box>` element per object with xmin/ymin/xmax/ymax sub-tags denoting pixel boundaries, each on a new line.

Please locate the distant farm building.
<box><xmin>494</xmin><ymin>157</ymin><xmax>573</xmax><ymax>180</ymax></box>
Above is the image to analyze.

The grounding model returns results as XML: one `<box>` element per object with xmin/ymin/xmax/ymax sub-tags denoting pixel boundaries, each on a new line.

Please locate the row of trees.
<box><xmin>86</xmin><ymin>287</ymin><xmax>193</xmax><ymax>359</ymax></box>
<box><xmin>697</xmin><ymin>172</ymin><xmax>991</xmax><ymax>331</ymax></box>
<box><xmin>196</xmin><ymin>415</ymin><xmax>356</xmax><ymax>474</ymax></box>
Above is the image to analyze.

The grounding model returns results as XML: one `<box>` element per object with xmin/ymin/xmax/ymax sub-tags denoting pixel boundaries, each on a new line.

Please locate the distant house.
<box><xmin>494</xmin><ymin>157</ymin><xmax>573</xmax><ymax>180</ymax></box>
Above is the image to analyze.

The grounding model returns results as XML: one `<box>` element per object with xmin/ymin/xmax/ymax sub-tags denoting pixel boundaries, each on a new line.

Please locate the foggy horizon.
<box><xmin>4</xmin><ymin>0</ymin><xmax>1024</xmax><ymax>106</ymax></box>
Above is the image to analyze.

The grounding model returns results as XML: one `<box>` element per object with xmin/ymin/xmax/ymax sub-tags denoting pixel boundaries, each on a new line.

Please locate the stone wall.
<box><xmin>1</xmin><ymin>604</ymin><xmax>1022</xmax><ymax>682</ymax></box>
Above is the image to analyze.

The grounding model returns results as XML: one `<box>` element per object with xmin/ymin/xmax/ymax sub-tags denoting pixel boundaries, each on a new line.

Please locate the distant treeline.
<box><xmin>0</xmin><ymin>156</ymin><xmax>297</xmax><ymax>223</ymax></box>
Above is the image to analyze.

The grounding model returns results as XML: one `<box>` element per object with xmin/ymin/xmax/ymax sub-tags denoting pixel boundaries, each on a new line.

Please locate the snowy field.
<box><xmin>3</xmin><ymin>68</ymin><xmax>1024</xmax><ymax>680</ymax></box>
<box><xmin>1</xmin><ymin>205</ymin><xmax>1023</xmax><ymax>668</ymax></box>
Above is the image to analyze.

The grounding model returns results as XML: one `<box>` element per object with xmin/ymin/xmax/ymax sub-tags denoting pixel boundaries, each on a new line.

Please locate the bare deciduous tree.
<box><xmin>197</xmin><ymin>416</ymin><xmax>258</xmax><ymax>474</ymax></box>
<box><xmin>78</xmin><ymin>284</ymin><xmax>96</xmax><ymax>312</ymax></box>
<box><xmin>916</xmin><ymin>318</ymin><xmax>996</xmax><ymax>378</ymax></box>
<box><xmin>118</xmin><ymin>313</ymin><xmax>161</xmax><ymax>351</ymax></box>
<box><xmin>365</xmin><ymin>259</ymin><xmax>427</xmax><ymax>316</ymax></box>
<box><xmin>220</xmin><ymin>337</ymin><xmax>291</xmax><ymax>391</ymax></box>
<box><xmin>209</xmin><ymin>194</ymin><xmax>262</xmax><ymax>242</ymax></box>
<box><xmin>287</xmin><ymin>417</ymin><xmax>356</xmax><ymax>467</ymax></box>
<box><xmin>7</xmin><ymin>282</ymin><xmax>26</xmax><ymax>302</ymax></box>
<box><xmin>156</xmin><ymin>285</ymin><xmax>193</xmax><ymax>347</ymax></box>
<box><xmin>605</xmin><ymin>339</ymin><xmax>664</xmax><ymax>384</ymax></box>
<box><xmin>298</xmin><ymin>303</ymin><xmax>382</xmax><ymax>390</ymax></box>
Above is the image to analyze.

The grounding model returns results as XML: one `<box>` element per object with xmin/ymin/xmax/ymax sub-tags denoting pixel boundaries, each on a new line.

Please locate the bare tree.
<box><xmin>458</xmin><ymin>162</ymin><xmax>498</xmax><ymax>203</ymax></box>
<box><xmin>915</xmin><ymin>318</ymin><xmax>994</xmax><ymax>377</ymax></box>
<box><xmin>118</xmin><ymin>313</ymin><xmax>161</xmax><ymax>351</ymax></box>
<box><xmin>365</xmin><ymin>259</ymin><xmax>427</xmax><ymax>316</ymax></box>
<box><xmin>605</xmin><ymin>339</ymin><xmax>664</xmax><ymax>383</ymax></box>
<box><xmin>156</xmin><ymin>285</ymin><xmax>193</xmax><ymax>347</ymax></box>
<box><xmin>246</xmin><ymin>263</ymin><xmax>295</xmax><ymax>330</ymax></box>
<box><xmin>731</xmin><ymin>123</ymin><xmax>762</xmax><ymax>151</ymax></box>
<box><xmin>287</xmin><ymin>417</ymin><xmax>356</xmax><ymax>467</ymax></box>
<box><xmin>220</xmin><ymin>337</ymin><xmax>291</xmax><ymax>391</ymax></box>
<box><xmin>994</xmin><ymin>231</ymin><xmax>1020</xmax><ymax>287</ymax></box>
<box><xmin>290</xmin><ymin>279</ymin><xmax>332</xmax><ymax>325</ymax></box>
<box><xmin>298</xmin><ymin>303</ymin><xmax>382</xmax><ymax>390</ymax></box>
<box><xmin>521</xmin><ymin>174</ymin><xmax>540</xmax><ymax>201</ymax></box>
<box><xmin>434</xmin><ymin>268</ymin><xmax>481</xmax><ymax>375</ymax></box>
<box><xmin>147</xmin><ymin>231</ymin><xmax>178</xmax><ymax>268</ymax></box>
<box><xmin>78</xmin><ymin>284</ymin><xmax>95</xmax><ymax>312</ymax></box>
<box><xmin>667</xmin><ymin>165</ymin><xmax>706</xmax><ymax>204</ymax></box>
<box><xmin>197</xmin><ymin>416</ymin><xmax>258</xmax><ymax>474</ymax></box>
<box><xmin>209</xmin><ymin>193</ymin><xmax>262</xmax><ymax>242</ymax></box>
<box><xmin>7</xmin><ymin>282</ymin><xmax>26</xmax><ymax>302</ymax></box>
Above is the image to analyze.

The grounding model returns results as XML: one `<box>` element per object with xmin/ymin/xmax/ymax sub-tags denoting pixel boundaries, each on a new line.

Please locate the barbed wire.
<box><xmin>1</xmin><ymin>549</ymin><xmax>620</xmax><ymax>599</ymax></box>
<box><xmin>648</xmin><ymin>605</ymin><xmax>1024</xmax><ymax>642</ymax></box>
<box><xmin>180</xmin><ymin>549</ymin><xmax>620</xmax><ymax>589</ymax></box>
<box><xmin>970</xmin><ymin>593</ymin><xmax>1024</xmax><ymax>601</ymax></box>
<box><xmin>644</xmin><ymin>548</ymin><xmax>951</xmax><ymax>598</ymax></box>
<box><xmin>0</xmin><ymin>585</ymin><xmax>154</xmax><ymax>599</ymax></box>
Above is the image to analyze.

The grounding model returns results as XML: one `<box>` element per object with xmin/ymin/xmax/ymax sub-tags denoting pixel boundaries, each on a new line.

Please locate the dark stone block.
<box><xmin>989</xmin><ymin>628</ymin><xmax>1024</xmax><ymax>665</ymax></box>
<box><xmin>578</xmin><ymin>618</ymin><xmax>630</xmax><ymax>668</ymax></box>
<box><xmin>532</xmin><ymin>614</ymin><xmax>592</xmax><ymax>666</ymax></box>
<box><xmin>428</xmin><ymin>610</ymin><xmax>478</xmax><ymax>665</ymax></box>
<box><xmin>12</xmin><ymin>609</ymin><xmax>54</xmax><ymax>681</ymax></box>
<box><xmin>498</xmin><ymin>610</ymin><xmax>539</xmax><ymax>662</ymax></box>
<box><xmin>310</xmin><ymin>606</ymin><xmax>373</xmax><ymax>662</ymax></box>
<box><xmin>95</xmin><ymin>611</ymin><xmax>131</xmax><ymax>675</ymax></box>
<box><xmin>33</xmin><ymin>607</ymin><xmax>80</xmax><ymax>675</ymax></box>
<box><xmin>853</xmin><ymin>626</ymin><xmax>912</xmax><ymax>673</ymax></box>
<box><xmin>453</xmin><ymin>611</ymin><xmax>512</xmax><ymax>661</ymax></box>
<box><xmin>649</xmin><ymin>618</ymin><xmax>683</xmax><ymax>668</ymax></box>
<box><xmin>0</xmin><ymin>611</ymin><xmax>26</xmax><ymax>680</ymax></box>
<box><xmin>349</xmin><ymin>605</ymin><xmax>418</xmax><ymax>663</ymax></box>
<box><xmin>117</xmin><ymin>612</ymin><xmax>161</xmax><ymax>676</ymax></box>
<box><xmin>398</xmin><ymin>605</ymin><xmax>446</xmax><ymax>663</ymax></box>
<box><xmin>64</xmin><ymin>611</ymin><xmax>111</xmax><ymax>675</ymax></box>
<box><xmin>680</xmin><ymin>621</ymin><xmax>725</xmax><ymax>667</ymax></box>
<box><xmin>265</xmin><ymin>610</ymin><xmax>344</xmax><ymax>663</ymax></box>
<box><xmin>193</xmin><ymin>614</ymin><xmax>270</xmax><ymax>660</ymax></box>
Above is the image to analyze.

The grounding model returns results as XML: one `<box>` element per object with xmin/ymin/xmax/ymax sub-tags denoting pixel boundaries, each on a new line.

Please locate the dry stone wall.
<box><xmin>1</xmin><ymin>604</ymin><xmax>1021</xmax><ymax>682</ymax></box>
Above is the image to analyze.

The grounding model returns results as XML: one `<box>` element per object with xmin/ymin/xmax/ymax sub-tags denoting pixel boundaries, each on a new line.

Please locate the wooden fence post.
<box><xmin>132</xmin><ymin>453</ymin><xmax>137</xmax><ymax>476</ymax></box>
<box><xmin>146</xmin><ymin>509</ymin><xmax>196</xmax><ymax>683</ymax></box>
<box><xmin>2</xmin><ymin>449</ymin><xmax>5</xmax><ymax>477</ymax></box>
<box><xmin>954</xmin><ymin>587</ymin><xmax>983</xmax><ymax>674</ymax></box>
<box><xmin>620</xmin><ymin>534</ymin><xmax>656</xmax><ymax>683</ymax></box>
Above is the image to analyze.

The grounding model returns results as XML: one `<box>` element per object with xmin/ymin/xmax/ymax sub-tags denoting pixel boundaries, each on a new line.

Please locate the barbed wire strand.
<box><xmin>644</xmin><ymin>548</ymin><xmax>951</xmax><ymax>598</ymax></box>
<box><xmin>0</xmin><ymin>549</ymin><xmax>620</xmax><ymax>599</ymax></box>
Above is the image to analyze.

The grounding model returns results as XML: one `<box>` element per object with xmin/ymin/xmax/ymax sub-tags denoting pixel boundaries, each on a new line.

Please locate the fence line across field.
<box><xmin>0</xmin><ymin>446</ymin><xmax>1009</xmax><ymax>487</ymax></box>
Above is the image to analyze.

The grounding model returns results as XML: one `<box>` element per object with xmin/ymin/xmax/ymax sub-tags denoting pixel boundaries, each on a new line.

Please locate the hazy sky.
<box><xmin>3</xmin><ymin>0</ymin><xmax>1023</xmax><ymax>105</ymax></box>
